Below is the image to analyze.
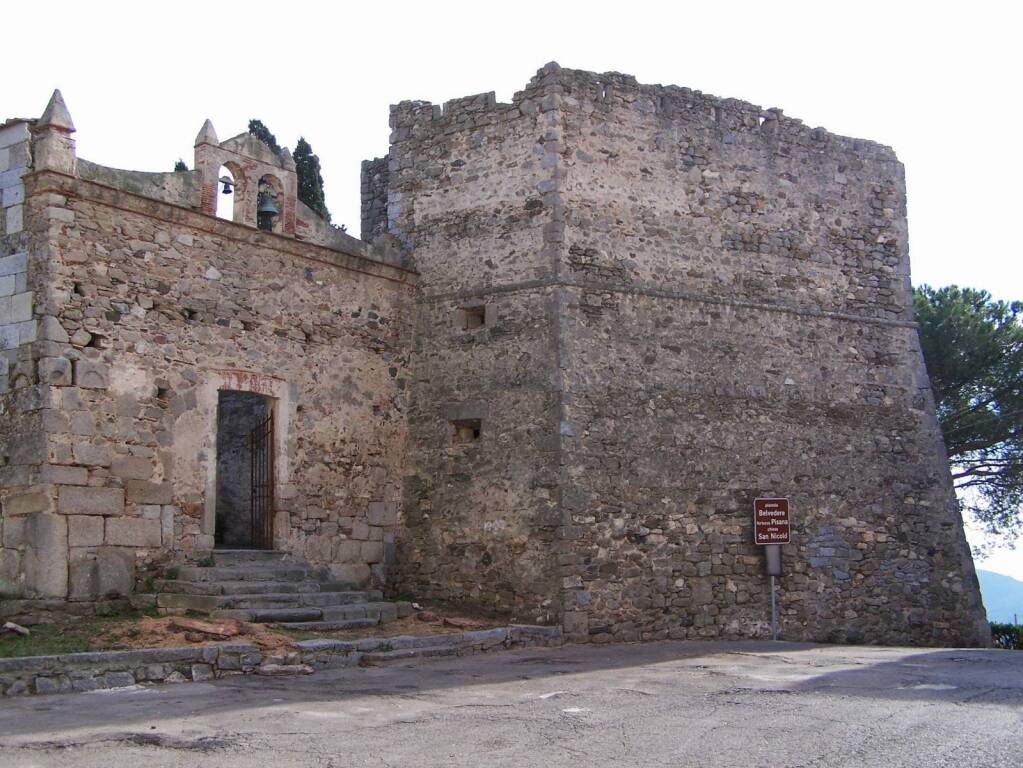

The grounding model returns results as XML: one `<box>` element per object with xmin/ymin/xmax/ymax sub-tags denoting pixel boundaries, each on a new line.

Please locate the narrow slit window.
<box><xmin>452</xmin><ymin>418</ymin><xmax>482</xmax><ymax>445</ymax></box>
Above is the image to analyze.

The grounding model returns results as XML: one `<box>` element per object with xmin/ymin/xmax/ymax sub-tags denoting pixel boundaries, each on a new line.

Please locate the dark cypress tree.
<box><xmin>293</xmin><ymin>137</ymin><xmax>331</xmax><ymax>222</ymax></box>
<box><xmin>247</xmin><ymin>119</ymin><xmax>282</xmax><ymax>157</ymax></box>
<box><xmin>173</xmin><ymin>159</ymin><xmax>188</xmax><ymax>171</ymax></box>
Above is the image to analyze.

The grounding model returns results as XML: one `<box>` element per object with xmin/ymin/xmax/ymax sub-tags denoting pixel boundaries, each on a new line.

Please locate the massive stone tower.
<box><xmin>365</xmin><ymin>63</ymin><xmax>988</xmax><ymax>646</ymax></box>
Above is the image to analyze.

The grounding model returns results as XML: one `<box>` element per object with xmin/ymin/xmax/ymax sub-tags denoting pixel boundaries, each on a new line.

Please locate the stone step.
<box><xmin>212</xmin><ymin>549</ymin><xmax>292</xmax><ymax>567</ymax></box>
<box><xmin>157</xmin><ymin>591</ymin><xmax>374</xmax><ymax>613</ymax></box>
<box><xmin>361</xmin><ymin>645</ymin><xmax>460</xmax><ymax>664</ymax></box>
<box><xmin>319</xmin><ymin>602</ymin><xmax>399</xmax><ymax>624</ymax></box>
<box><xmin>159</xmin><ymin>579</ymin><xmax>365</xmax><ymax>597</ymax></box>
<box><xmin>176</xmin><ymin>565</ymin><xmax>314</xmax><ymax>583</ymax></box>
<box><xmin>277</xmin><ymin>618</ymin><xmax>380</xmax><ymax>631</ymax></box>
<box><xmin>211</xmin><ymin>607</ymin><xmax>324</xmax><ymax>623</ymax></box>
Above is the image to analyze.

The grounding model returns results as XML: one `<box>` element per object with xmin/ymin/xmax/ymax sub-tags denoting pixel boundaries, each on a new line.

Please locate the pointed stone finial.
<box><xmin>280</xmin><ymin>147</ymin><xmax>296</xmax><ymax>171</ymax></box>
<box><xmin>194</xmin><ymin>119</ymin><xmax>219</xmax><ymax>147</ymax></box>
<box><xmin>38</xmin><ymin>89</ymin><xmax>75</xmax><ymax>133</ymax></box>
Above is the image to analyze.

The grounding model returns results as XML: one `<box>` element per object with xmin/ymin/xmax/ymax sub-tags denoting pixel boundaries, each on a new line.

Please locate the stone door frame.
<box><xmin>199</xmin><ymin>369</ymin><xmax>294</xmax><ymax>549</ymax></box>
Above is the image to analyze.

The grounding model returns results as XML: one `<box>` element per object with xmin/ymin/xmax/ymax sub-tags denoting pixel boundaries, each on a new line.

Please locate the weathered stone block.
<box><xmin>38</xmin><ymin>464</ymin><xmax>88</xmax><ymax>485</ymax></box>
<box><xmin>0</xmin><ymin>548</ymin><xmax>22</xmax><ymax>595</ymax></box>
<box><xmin>16</xmin><ymin>319</ymin><xmax>36</xmax><ymax>345</ymax></box>
<box><xmin>33</xmin><ymin>675</ymin><xmax>71</xmax><ymax>695</ymax></box>
<box><xmin>69</xmin><ymin>546</ymin><xmax>134</xmax><ymax>600</ymax></box>
<box><xmin>57</xmin><ymin>486</ymin><xmax>124</xmax><ymax>516</ymax></box>
<box><xmin>9</xmin><ymin>291</ymin><xmax>32</xmax><ymax>323</ymax></box>
<box><xmin>4</xmin><ymin>205</ymin><xmax>23</xmax><ymax>234</ymax></box>
<box><xmin>2</xmin><ymin>517</ymin><xmax>25</xmax><ymax>547</ymax></box>
<box><xmin>37</xmin><ymin>357</ymin><xmax>72</xmax><ymax>386</ymax></box>
<box><xmin>124</xmin><ymin>480</ymin><xmax>173</xmax><ymax>505</ymax></box>
<box><xmin>360</xmin><ymin>541</ymin><xmax>384</xmax><ymax>564</ymax></box>
<box><xmin>70</xmin><ymin>329</ymin><xmax>92</xmax><ymax>347</ymax></box>
<box><xmin>161</xmin><ymin>506</ymin><xmax>175</xmax><ymax>545</ymax></box>
<box><xmin>366</xmin><ymin>501</ymin><xmax>398</xmax><ymax>527</ymax></box>
<box><xmin>0</xmin><ymin>253</ymin><xmax>26</xmax><ymax>278</ymax></box>
<box><xmin>23</xmin><ymin>513</ymin><xmax>68</xmax><ymax>598</ymax></box>
<box><xmin>70</xmin><ymin>440</ymin><xmax>111</xmax><ymax>467</ymax></box>
<box><xmin>329</xmin><ymin>563</ymin><xmax>371</xmax><ymax>586</ymax></box>
<box><xmin>105</xmin><ymin>517</ymin><xmax>161</xmax><ymax>548</ymax></box>
<box><xmin>73</xmin><ymin>360</ymin><xmax>108</xmax><ymax>389</ymax></box>
<box><xmin>67</xmin><ymin>515</ymin><xmax>104</xmax><ymax>547</ymax></box>
<box><xmin>335</xmin><ymin>539</ymin><xmax>361</xmax><ymax>563</ymax></box>
<box><xmin>190</xmin><ymin>663</ymin><xmax>214</xmax><ymax>681</ymax></box>
<box><xmin>350</xmin><ymin>520</ymin><xmax>370</xmax><ymax>540</ymax></box>
<box><xmin>2</xmin><ymin>185</ymin><xmax>24</xmax><ymax>207</ymax></box>
<box><xmin>0</xmin><ymin>122</ymin><xmax>30</xmax><ymax>149</ymax></box>
<box><xmin>3</xmin><ymin>491</ymin><xmax>53</xmax><ymax>517</ymax></box>
<box><xmin>110</xmin><ymin>457</ymin><xmax>152</xmax><ymax>481</ymax></box>
<box><xmin>68</xmin><ymin>411</ymin><xmax>95</xmax><ymax>436</ymax></box>
<box><xmin>38</xmin><ymin>316</ymin><xmax>69</xmax><ymax>343</ymax></box>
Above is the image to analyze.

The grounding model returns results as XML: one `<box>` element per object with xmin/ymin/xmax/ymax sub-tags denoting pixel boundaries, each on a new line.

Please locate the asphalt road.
<box><xmin>1</xmin><ymin>640</ymin><xmax>1020</xmax><ymax>767</ymax></box>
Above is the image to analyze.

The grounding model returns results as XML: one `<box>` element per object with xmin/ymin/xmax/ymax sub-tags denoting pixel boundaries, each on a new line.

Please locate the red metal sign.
<box><xmin>754</xmin><ymin>498</ymin><xmax>790</xmax><ymax>545</ymax></box>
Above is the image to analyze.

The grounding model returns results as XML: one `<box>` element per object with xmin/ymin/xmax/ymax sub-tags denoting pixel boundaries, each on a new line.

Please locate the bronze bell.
<box><xmin>257</xmin><ymin>194</ymin><xmax>279</xmax><ymax>215</ymax></box>
<box><xmin>219</xmin><ymin>176</ymin><xmax>234</xmax><ymax>195</ymax></box>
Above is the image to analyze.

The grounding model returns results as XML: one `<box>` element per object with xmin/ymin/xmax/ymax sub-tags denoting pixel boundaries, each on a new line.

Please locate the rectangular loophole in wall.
<box><xmin>460</xmin><ymin>305</ymin><xmax>486</xmax><ymax>330</ymax></box>
<box><xmin>452</xmin><ymin>418</ymin><xmax>482</xmax><ymax>445</ymax></box>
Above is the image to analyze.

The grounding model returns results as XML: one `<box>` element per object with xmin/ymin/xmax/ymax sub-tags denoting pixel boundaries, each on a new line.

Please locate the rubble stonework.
<box><xmin>0</xmin><ymin>92</ymin><xmax>412</xmax><ymax>610</ymax></box>
<box><xmin>382</xmin><ymin>64</ymin><xmax>988</xmax><ymax>646</ymax></box>
<box><xmin>0</xmin><ymin>65</ymin><xmax>990</xmax><ymax>647</ymax></box>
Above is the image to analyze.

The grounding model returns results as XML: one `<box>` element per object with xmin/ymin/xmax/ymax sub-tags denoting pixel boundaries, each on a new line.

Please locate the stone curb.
<box><xmin>0</xmin><ymin>625</ymin><xmax>562</xmax><ymax>697</ymax></box>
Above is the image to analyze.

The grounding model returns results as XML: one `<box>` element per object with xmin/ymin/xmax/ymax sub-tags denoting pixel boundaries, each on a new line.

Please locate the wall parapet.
<box><xmin>26</xmin><ymin>170</ymin><xmax>416</xmax><ymax>285</ymax></box>
<box><xmin>388</xmin><ymin>62</ymin><xmax>899</xmax><ymax>163</ymax></box>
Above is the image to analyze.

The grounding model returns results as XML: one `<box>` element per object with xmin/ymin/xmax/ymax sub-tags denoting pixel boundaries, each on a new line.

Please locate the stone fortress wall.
<box><xmin>0</xmin><ymin>63</ymin><xmax>988</xmax><ymax>646</ymax></box>
<box><xmin>371</xmin><ymin>63</ymin><xmax>988</xmax><ymax>645</ymax></box>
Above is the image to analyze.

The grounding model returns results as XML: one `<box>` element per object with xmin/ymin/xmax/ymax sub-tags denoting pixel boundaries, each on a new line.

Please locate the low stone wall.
<box><xmin>298</xmin><ymin>624</ymin><xmax>564</xmax><ymax>668</ymax></box>
<box><xmin>0</xmin><ymin>624</ymin><xmax>563</xmax><ymax>697</ymax></box>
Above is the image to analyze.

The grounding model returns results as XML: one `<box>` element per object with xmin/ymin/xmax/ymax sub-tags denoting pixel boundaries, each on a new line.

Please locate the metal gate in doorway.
<box><xmin>249</xmin><ymin>412</ymin><xmax>275</xmax><ymax>549</ymax></box>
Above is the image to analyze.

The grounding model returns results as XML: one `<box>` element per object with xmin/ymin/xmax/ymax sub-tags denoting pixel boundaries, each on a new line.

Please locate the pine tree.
<box><xmin>293</xmin><ymin>137</ymin><xmax>331</xmax><ymax>222</ymax></box>
<box><xmin>173</xmin><ymin>159</ymin><xmax>188</xmax><ymax>172</ymax></box>
<box><xmin>247</xmin><ymin>119</ymin><xmax>282</xmax><ymax>157</ymax></box>
<box><xmin>915</xmin><ymin>284</ymin><xmax>1023</xmax><ymax>542</ymax></box>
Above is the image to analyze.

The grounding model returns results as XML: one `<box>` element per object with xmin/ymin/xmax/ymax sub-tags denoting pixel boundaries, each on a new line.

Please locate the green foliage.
<box><xmin>0</xmin><ymin>623</ymin><xmax>92</xmax><ymax>658</ymax></box>
<box><xmin>914</xmin><ymin>285</ymin><xmax>1023</xmax><ymax>541</ymax></box>
<box><xmin>173</xmin><ymin>159</ymin><xmax>188</xmax><ymax>172</ymax></box>
<box><xmin>247</xmin><ymin>122</ymin><xmax>337</xmax><ymax>226</ymax></box>
<box><xmin>197</xmin><ymin>554</ymin><xmax>215</xmax><ymax>568</ymax></box>
<box><xmin>293</xmin><ymin>136</ymin><xmax>331</xmax><ymax>222</ymax></box>
<box><xmin>990</xmin><ymin>622</ymin><xmax>1023</xmax><ymax>649</ymax></box>
<box><xmin>0</xmin><ymin>610</ymin><xmax>152</xmax><ymax>658</ymax></box>
<box><xmin>164</xmin><ymin>566</ymin><xmax>180</xmax><ymax>581</ymax></box>
<box><xmin>247</xmin><ymin>119</ymin><xmax>282</xmax><ymax>157</ymax></box>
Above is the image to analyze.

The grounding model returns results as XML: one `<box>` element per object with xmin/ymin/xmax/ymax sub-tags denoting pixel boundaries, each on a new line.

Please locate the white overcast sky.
<box><xmin>5</xmin><ymin>0</ymin><xmax>1022</xmax><ymax>578</ymax></box>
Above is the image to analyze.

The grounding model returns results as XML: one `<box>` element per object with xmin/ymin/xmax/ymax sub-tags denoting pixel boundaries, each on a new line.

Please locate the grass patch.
<box><xmin>0</xmin><ymin>623</ymin><xmax>93</xmax><ymax>658</ymax></box>
<box><xmin>0</xmin><ymin>610</ymin><xmax>152</xmax><ymax>659</ymax></box>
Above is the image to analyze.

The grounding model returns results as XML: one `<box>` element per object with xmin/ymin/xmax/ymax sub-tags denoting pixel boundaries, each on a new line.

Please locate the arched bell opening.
<box><xmin>215</xmin><ymin>162</ymin><xmax>245</xmax><ymax>223</ymax></box>
<box><xmin>256</xmin><ymin>174</ymin><xmax>284</xmax><ymax>233</ymax></box>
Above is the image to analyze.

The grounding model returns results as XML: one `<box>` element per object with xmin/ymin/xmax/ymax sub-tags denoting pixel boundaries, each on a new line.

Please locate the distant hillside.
<box><xmin>977</xmin><ymin>569</ymin><xmax>1023</xmax><ymax>624</ymax></box>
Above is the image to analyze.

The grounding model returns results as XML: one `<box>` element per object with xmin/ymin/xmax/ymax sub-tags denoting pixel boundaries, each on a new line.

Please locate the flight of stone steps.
<box><xmin>155</xmin><ymin>549</ymin><xmax>411</xmax><ymax>631</ymax></box>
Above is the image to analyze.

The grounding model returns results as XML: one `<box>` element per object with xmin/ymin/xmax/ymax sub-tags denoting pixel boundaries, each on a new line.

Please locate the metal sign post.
<box><xmin>754</xmin><ymin>498</ymin><xmax>790</xmax><ymax>642</ymax></box>
<box><xmin>765</xmin><ymin>543</ymin><xmax>782</xmax><ymax>641</ymax></box>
